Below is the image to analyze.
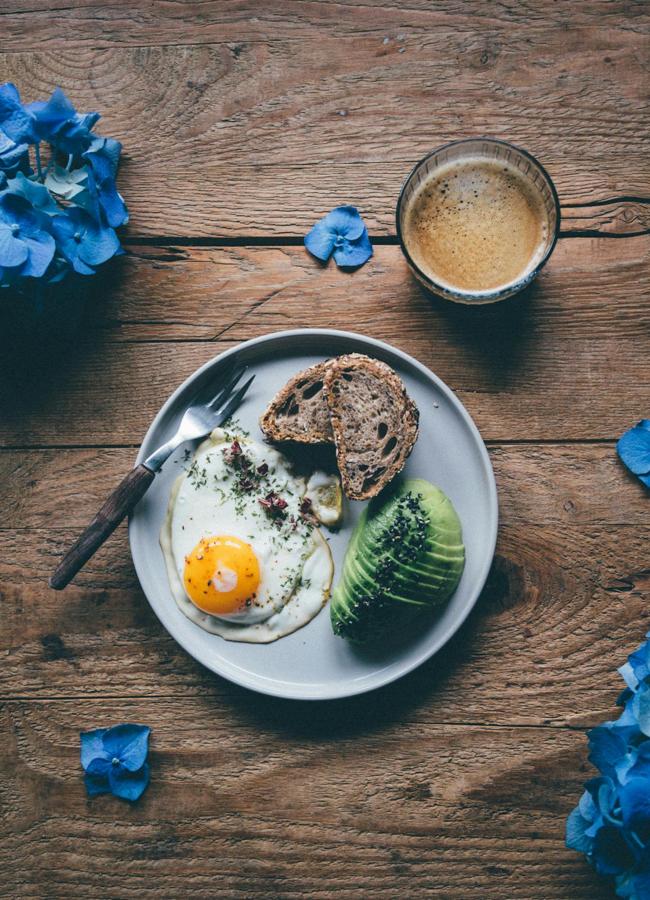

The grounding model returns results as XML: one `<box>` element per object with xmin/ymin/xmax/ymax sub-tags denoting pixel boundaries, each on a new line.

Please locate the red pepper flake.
<box><xmin>256</xmin><ymin>462</ymin><xmax>269</xmax><ymax>476</ymax></box>
<box><xmin>259</xmin><ymin>492</ymin><xmax>288</xmax><ymax>519</ymax></box>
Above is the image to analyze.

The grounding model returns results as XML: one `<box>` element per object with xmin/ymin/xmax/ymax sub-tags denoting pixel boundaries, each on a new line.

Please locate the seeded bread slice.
<box><xmin>324</xmin><ymin>354</ymin><xmax>419</xmax><ymax>500</ymax></box>
<box><xmin>259</xmin><ymin>361</ymin><xmax>334</xmax><ymax>444</ymax></box>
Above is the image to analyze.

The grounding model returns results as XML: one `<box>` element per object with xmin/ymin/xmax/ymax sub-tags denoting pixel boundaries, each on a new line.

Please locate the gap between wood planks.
<box><xmin>121</xmin><ymin>195</ymin><xmax>650</xmax><ymax>245</ymax></box>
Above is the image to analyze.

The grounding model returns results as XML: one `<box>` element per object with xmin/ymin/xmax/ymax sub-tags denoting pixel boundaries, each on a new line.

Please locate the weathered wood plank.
<box><xmin>561</xmin><ymin>199</ymin><xmax>650</xmax><ymax>237</ymax></box>
<box><xmin>0</xmin><ymin>241</ymin><xmax>647</xmax><ymax>445</ymax></box>
<box><xmin>1</xmin><ymin>444</ymin><xmax>647</xmax><ymax>530</ymax></box>
<box><xmin>1</xmin><ymin>522</ymin><xmax>647</xmax><ymax>727</ymax></box>
<box><xmin>0</xmin><ymin>699</ymin><xmax>609</xmax><ymax>898</ymax></box>
<box><xmin>0</xmin><ymin>1</ymin><xmax>647</xmax><ymax>235</ymax></box>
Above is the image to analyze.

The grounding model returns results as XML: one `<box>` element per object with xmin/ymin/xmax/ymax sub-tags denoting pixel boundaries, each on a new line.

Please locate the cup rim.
<box><xmin>395</xmin><ymin>137</ymin><xmax>562</xmax><ymax>304</ymax></box>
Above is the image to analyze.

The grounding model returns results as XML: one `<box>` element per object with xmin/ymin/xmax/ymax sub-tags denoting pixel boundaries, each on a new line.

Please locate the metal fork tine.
<box><xmin>184</xmin><ymin>361</ymin><xmax>236</xmax><ymax>411</ymax></box>
<box><xmin>216</xmin><ymin>374</ymin><xmax>255</xmax><ymax>422</ymax></box>
<box><xmin>206</xmin><ymin>365</ymin><xmax>247</xmax><ymax>411</ymax></box>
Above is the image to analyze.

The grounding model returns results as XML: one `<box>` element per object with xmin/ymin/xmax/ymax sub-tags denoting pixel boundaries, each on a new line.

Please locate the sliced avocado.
<box><xmin>330</xmin><ymin>478</ymin><xmax>465</xmax><ymax>643</ymax></box>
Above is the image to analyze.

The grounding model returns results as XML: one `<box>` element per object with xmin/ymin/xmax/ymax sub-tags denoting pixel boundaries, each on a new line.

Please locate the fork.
<box><xmin>49</xmin><ymin>365</ymin><xmax>255</xmax><ymax>590</ymax></box>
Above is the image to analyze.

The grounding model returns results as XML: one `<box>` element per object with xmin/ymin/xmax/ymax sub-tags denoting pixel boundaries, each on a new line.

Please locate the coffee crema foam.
<box><xmin>403</xmin><ymin>157</ymin><xmax>550</xmax><ymax>294</ymax></box>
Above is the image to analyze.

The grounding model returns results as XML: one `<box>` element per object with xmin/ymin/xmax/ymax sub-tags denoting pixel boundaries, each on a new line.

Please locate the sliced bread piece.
<box><xmin>259</xmin><ymin>361</ymin><xmax>334</xmax><ymax>444</ymax></box>
<box><xmin>324</xmin><ymin>353</ymin><xmax>419</xmax><ymax>500</ymax></box>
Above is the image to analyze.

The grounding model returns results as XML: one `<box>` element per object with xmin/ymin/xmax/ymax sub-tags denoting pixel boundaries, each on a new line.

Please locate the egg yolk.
<box><xmin>183</xmin><ymin>535</ymin><xmax>260</xmax><ymax>616</ymax></box>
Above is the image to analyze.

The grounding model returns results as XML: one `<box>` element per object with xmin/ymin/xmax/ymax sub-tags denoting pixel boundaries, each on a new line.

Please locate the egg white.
<box><xmin>160</xmin><ymin>428</ymin><xmax>335</xmax><ymax>643</ymax></box>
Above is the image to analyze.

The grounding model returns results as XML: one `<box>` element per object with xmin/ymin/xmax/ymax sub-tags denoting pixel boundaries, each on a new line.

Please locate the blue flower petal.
<box><xmin>108</xmin><ymin>762</ymin><xmax>150</xmax><ymax>802</ymax></box>
<box><xmin>304</xmin><ymin>220</ymin><xmax>337</xmax><ymax>262</ymax></box>
<box><xmin>0</xmin><ymin>83</ymin><xmax>36</xmax><ymax>144</ymax></box>
<box><xmin>566</xmin><ymin>803</ymin><xmax>594</xmax><ymax>854</ymax></box>
<box><xmin>589</xmin><ymin>726</ymin><xmax>629</xmax><ymax>779</ymax></box>
<box><xmin>80</xmin><ymin>727</ymin><xmax>109</xmax><ymax>769</ymax></box>
<box><xmin>84</xmin><ymin>771</ymin><xmax>110</xmax><ymax>797</ymax></box>
<box><xmin>78</xmin><ymin>222</ymin><xmax>120</xmax><ymax>267</ymax></box>
<box><xmin>332</xmin><ymin>227</ymin><xmax>373</xmax><ymax>268</ymax></box>
<box><xmin>20</xmin><ymin>232</ymin><xmax>56</xmax><ymax>278</ymax></box>
<box><xmin>86</xmin><ymin>756</ymin><xmax>112</xmax><ymax>777</ymax></box>
<box><xmin>617</xmin><ymin>421</ymin><xmax>650</xmax><ymax>476</ymax></box>
<box><xmin>321</xmin><ymin>206</ymin><xmax>365</xmax><ymax>241</ymax></box>
<box><xmin>103</xmin><ymin>723</ymin><xmax>151</xmax><ymax>772</ymax></box>
<box><xmin>0</xmin><ymin>224</ymin><xmax>28</xmax><ymax>268</ymax></box>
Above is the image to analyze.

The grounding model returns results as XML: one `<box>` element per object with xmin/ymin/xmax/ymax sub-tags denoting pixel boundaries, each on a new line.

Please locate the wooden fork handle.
<box><xmin>49</xmin><ymin>464</ymin><xmax>155</xmax><ymax>591</ymax></box>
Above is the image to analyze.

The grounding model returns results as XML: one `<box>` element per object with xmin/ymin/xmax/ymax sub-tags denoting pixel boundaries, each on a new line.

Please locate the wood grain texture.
<box><xmin>0</xmin><ymin>1</ymin><xmax>648</xmax><ymax>235</ymax></box>
<box><xmin>0</xmin><ymin>699</ymin><xmax>611</xmax><ymax>899</ymax></box>
<box><xmin>1</xmin><ymin>240</ymin><xmax>648</xmax><ymax>445</ymax></box>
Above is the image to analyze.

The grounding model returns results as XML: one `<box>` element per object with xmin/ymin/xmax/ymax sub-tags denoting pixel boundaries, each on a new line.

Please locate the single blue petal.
<box><xmin>20</xmin><ymin>232</ymin><xmax>56</xmax><ymax>278</ymax></box>
<box><xmin>84</xmin><ymin>771</ymin><xmax>110</xmax><ymax>797</ymax></box>
<box><xmin>108</xmin><ymin>762</ymin><xmax>150</xmax><ymax>802</ymax></box>
<box><xmin>0</xmin><ymin>83</ymin><xmax>36</xmax><ymax>144</ymax></box>
<box><xmin>80</xmin><ymin>728</ymin><xmax>108</xmax><ymax>769</ymax></box>
<box><xmin>320</xmin><ymin>205</ymin><xmax>365</xmax><ymax>241</ymax></box>
<box><xmin>78</xmin><ymin>223</ymin><xmax>120</xmax><ymax>267</ymax></box>
<box><xmin>578</xmin><ymin>788</ymin><xmax>598</xmax><ymax>821</ymax></box>
<box><xmin>73</xmin><ymin>256</ymin><xmax>97</xmax><ymax>276</ymax></box>
<box><xmin>332</xmin><ymin>227</ymin><xmax>373</xmax><ymax>268</ymax></box>
<box><xmin>85</xmin><ymin>756</ymin><xmax>112</xmax><ymax>777</ymax></box>
<box><xmin>588</xmin><ymin>726</ymin><xmax>629</xmax><ymax>779</ymax></box>
<box><xmin>27</xmin><ymin>87</ymin><xmax>75</xmax><ymax>130</ymax></box>
<box><xmin>566</xmin><ymin>805</ymin><xmax>594</xmax><ymax>854</ymax></box>
<box><xmin>102</xmin><ymin>723</ymin><xmax>150</xmax><ymax>772</ymax></box>
<box><xmin>617</xmin><ymin>422</ymin><xmax>650</xmax><ymax>475</ymax></box>
<box><xmin>304</xmin><ymin>219</ymin><xmax>337</xmax><ymax>262</ymax></box>
<box><xmin>0</xmin><ymin>225</ymin><xmax>28</xmax><ymax>268</ymax></box>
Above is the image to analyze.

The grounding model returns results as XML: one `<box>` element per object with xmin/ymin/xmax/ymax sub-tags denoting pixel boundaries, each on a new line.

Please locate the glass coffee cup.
<box><xmin>396</xmin><ymin>138</ymin><xmax>561</xmax><ymax>304</ymax></box>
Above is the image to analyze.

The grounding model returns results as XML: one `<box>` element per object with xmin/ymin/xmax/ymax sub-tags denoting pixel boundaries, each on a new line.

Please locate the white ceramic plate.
<box><xmin>129</xmin><ymin>329</ymin><xmax>498</xmax><ymax>700</ymax></box>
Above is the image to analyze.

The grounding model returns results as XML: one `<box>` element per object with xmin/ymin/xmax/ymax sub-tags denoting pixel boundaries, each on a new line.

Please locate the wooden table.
<box><xmin>1</xmin><ymin>3</ymin><xmax>648</xmax><ymax>897</ymax></box>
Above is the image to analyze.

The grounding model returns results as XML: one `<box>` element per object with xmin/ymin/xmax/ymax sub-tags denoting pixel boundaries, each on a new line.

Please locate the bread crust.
<box><xmin>324</xmin><ymin>353</ymin><xmax>420</xmax><ymax>500</ymax></box>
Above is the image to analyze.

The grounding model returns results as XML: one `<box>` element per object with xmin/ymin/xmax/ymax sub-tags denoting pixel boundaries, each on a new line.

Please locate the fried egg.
<box><xmin>160</xmin><ymin>428</ymin><xmax>337</xmax><ymax>643</ymax></box>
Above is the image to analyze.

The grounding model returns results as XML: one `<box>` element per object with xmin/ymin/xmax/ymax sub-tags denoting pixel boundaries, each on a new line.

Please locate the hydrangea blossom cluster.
<box><xmin>566</xmin><ymin>633</ymin><xmax>650</xmax><ymax>899</ymax></box>
<box><xmin>0</xmin><ymin>83</ymin><xmax>127</xmax><ymax>286</ymax></box>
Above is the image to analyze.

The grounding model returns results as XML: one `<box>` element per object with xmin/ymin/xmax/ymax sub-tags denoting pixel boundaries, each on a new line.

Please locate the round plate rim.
<box><xmin>128</xmin><ymin>328</ymin><xmax>498</xmax><ymax>701</ymax></box>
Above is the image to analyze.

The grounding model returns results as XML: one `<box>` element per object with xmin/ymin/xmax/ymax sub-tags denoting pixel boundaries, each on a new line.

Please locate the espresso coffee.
<box><xmin>403</xmin><ymin>157</ymin><xmax>550</xmax><ymax>294</ymax></box>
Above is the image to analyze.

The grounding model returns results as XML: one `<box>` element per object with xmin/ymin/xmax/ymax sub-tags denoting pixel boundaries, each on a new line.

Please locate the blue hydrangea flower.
<box><xmin>617</xmin><ymin>421</ymin><xmax>650</xmax><ymax>488</ymax></box>
<box><xmin>26</xmin><ymin>87</ymin><xmax>99</xmax><ymax>156</ymax></box>
<box><xmin>0</xmin><ymin>193</ymin><xmax>55</xmax><ymax>280</ymax></box>
<box><xmin>83</xmin><ymin>137</ymin><xmax>128</xmax><ymax>227</ymax></box>
<box><xmin>304</xmin><ymin>205</ymin><xmax>373</xmax><ymax>269</ymax></box>
<box><xmin>51</xmin><ymin>206</ymin><xmax>120</xmax><ymax>275</ymax></box>
<box><xmin>567</xmin><ymin>634</ymin><xmax>650</xmax><ymax>897</ymax></box>
<box><xmin>80</xmin><ymin>724</ymin><xmax>151</xmax><ymax>801</ymax></box>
